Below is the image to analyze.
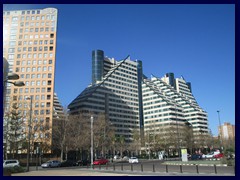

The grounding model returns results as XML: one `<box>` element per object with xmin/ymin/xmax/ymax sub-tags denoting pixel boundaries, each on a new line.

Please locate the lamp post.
<box><xmin>26</xmin><ymin>96</ymin><xmax>33</xmax><ymax>172</ymax></box>
<box><xmin>3</xmin><ymin>72</ymin><xmax>25</xmax><ymax>110</ymax></box>
<box><xmin>90</xmin><ymin>116</ymin><xmax>93</xmax><ymax>168</ymax></box>
<box><xmin>217</xmin><ymin>110</ymin><xmax>223</xmax><ymax>151</ymax></box>
<box><xmin>174</xmin><ymin>102</ymin><xmax>180</xmax><ymax>159</ymax></box>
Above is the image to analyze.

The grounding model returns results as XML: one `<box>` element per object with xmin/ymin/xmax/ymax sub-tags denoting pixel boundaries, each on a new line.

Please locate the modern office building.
<box><xmin>219</xmin><ymin>122</ymin><xmax>235</xmax><ymax>140</ymax></box>
<box><xmin>3</xmin><ymin>8</ymin><xmax>59</xmax><ymax>154</ymax></box>
<box><xmin>143</xmin><ymin>73</ymin><xmax>208</xmax><ymax>139</ymax></box>
<box><xmin>68</xmin><ymin>50</ymin><xmax>143</xmax><ymax>142</ymax></box>
<box><xmin>68</xmin><ymin>50</ymin><xmax>208</xmax><ymax>145</ymax></box>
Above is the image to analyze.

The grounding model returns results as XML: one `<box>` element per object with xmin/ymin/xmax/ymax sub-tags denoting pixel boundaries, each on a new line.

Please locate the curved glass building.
<box><xmin>92</xmin><ymin>50</ymin><xmax>104</xmax><ymax>84</ymax></box>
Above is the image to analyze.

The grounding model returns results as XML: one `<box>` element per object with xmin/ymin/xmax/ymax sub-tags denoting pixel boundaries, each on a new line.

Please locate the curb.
<box><xmin>163</xmin><ymin>163</ymin><xmax>227</xmax><ymax>166</ymax></box>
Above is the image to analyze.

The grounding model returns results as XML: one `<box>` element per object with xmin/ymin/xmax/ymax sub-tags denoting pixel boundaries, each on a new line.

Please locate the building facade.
<box><xmin>68</xmin><ymin>50</ymin><xmax>142</xmax><ymax>142</ymax></box>
<box><xmin>3</xmin><ymin>8</ymin><xmax>59</xmax><ymax>155</ymax></box>
<box><xmin>219</xmin><ymin>122</ymin><xmax>235</xmax><ymax>140</ymax></box>
<box><xmin>68</xmin><ymin>50</ymin><xmax>208</xmax><ymax>146</ymax></box>
<box><xmin>143</xmin><ymin>73</ymin><xmax>208</xmax><ymax>142</ymax></box>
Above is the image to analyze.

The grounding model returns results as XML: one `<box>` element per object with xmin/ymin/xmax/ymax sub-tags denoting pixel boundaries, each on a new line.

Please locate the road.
<box><xmin>24</xmin><ymin>160</ymin><xmax>234</xmax><ymax>176</ymax></box>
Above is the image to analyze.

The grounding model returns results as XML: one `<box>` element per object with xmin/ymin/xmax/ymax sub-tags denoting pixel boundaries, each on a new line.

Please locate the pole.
<box><xmin>217</xmin><ymin>111</ymin><xmax>223</xmax><ymax>151</ymax></box>
<box><xmin>90</xmin><ymin>116</ymin><xmax>93</xmax><ymax>168</ymax></box>
<box><xmin>175</xmin><ymin>103</ymin><xmax>180</xmax><ymax>159</ymax></box>
<box><xmin>26</xmin><ymin>96</ymin><xmax>32</xmax><ymax>172</ymax></box>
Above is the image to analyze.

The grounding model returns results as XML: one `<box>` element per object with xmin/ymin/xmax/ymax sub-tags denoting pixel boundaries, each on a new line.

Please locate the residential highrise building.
<box><xmin>68</xmin><ymin>50</ymin><xmax>208</xmax><ymax>146</ymax></box>
<box><xmin>143</xmin><ymin>73</ymin><xmax>208</xmax><ymax>139</ymax></box>
<box><xmin>68</xmin><ymin>50</ymin><xmax>143</xmax><ymax>142</ymax></box>
<box><xmin>3</xmin><ymin>8</ymin><xmax>58</xmax><ymax>155</ymax></box>
<box><xmin>218</xmin><ymin>122</ymin><xmax>235</xmax><ymax>140</ymax></box>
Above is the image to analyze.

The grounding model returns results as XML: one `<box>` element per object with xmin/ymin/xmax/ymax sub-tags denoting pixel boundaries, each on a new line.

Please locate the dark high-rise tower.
<box><xmin>92</xmin><ymin>50</ymin><xmax>104</xmax><ymax>84</ymax></box>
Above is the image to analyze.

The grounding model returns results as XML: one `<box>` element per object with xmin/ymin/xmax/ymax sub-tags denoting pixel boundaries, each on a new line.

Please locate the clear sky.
<box><xmin>3</xmin><ymin>4</ymin><xmax>235</xmax><ymax>136</ymax></box>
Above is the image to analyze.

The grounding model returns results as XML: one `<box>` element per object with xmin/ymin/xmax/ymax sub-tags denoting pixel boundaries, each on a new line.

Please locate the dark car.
<box><xmin>60</xmin><ymin>160</ymin><xmax>76</xmax><ymax>167</ymax></box>
<box><xmin>190</xmin><ymin>154</ymin><xmax>202</xmax><ymax>160</ymax></box>
<box><xmin>75</xmin><ymin>159</ymin><xmax>90</xmax><ymax>166</ymax></box>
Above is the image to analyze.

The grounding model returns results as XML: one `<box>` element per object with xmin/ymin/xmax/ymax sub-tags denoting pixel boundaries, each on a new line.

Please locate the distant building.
<box><xmin>219</xmin><ymin>122</ymin><xmax>235</xmax><ymax>140</ymax></box>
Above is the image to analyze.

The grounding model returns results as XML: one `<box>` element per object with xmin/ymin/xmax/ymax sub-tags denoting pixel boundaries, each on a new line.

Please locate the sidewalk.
<box><xmin>12</xmin><ymin>169</ymin><xmax>145</xmax><ymax>176</ymax></box>
<box><xmin>11</xmin><ymin>168</ymin><xmax>233</xmax><ymax>176</ymax></box>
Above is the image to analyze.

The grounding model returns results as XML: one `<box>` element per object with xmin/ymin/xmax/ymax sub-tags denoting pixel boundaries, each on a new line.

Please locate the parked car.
<box><xmin>113</xmin><ymin>155</ymin><xmax>120</xmax><ymax>159</ymax></box>
<box><xmin>202</xmin><ymin>151</ymin><xmax>220</xmax><ymax>159</ymax></box>
<box><xmin>3</xmin><ymin>159</ymin><xmax>20</xmax><ymax>168</ymax></box>
<box><xmin>129</xmin><ymin>157</ymin><xmax>139</xmax><ymax>163</ymax></box>
<box><xmin>214</xmin><ymin>153</ymin><xmax>224</xmax><ymax>158</ymax></box>
<box><xmin>190</xmin><ymin>154</ymin><xmax>203</xmax><ymax>160</ymax></box>
<box><xmin>41</xmin><ymin>160</ymin><xmax>61</xmax><ymax>168</ymax></box>
<box><xmin>60</xmin><ymin>160</ymin><xmax>76</xmax><ymax>167</ymax></box>
<box><xmin>75</xmin><ymin>159</ymin><xmax>90</xmax><ymax>166</ymax></box>
<box><xmin>93</xmin><ymin>158</ymin><xmax>109</xmax><ymax>165</ymax></box>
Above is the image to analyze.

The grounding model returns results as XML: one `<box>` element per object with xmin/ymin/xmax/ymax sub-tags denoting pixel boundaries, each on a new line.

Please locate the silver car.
<box><xmin>41</xmin><ymin>160</ymin><xmax>61</xmax><ymax>168</ymax></box>
<box><xmin>3</xmin><ymin>159</ymin><xmax>20</xmax><ymax>168</ymax></box>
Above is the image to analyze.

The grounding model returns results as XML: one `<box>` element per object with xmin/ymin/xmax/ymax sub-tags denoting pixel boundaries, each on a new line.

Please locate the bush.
<box><xmin>221</xmin><ymin>157</ymin><xmax>235</xmax><ymax>166</ymax></box>
<box><xmin>4</xmin><ymin>166</ymin><xmax>25</xmax><ymax>174</ymax></box>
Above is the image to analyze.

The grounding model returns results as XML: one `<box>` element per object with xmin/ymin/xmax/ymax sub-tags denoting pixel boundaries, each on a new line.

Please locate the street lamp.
<box><xmin>90</xmin><ymin>116</ymin><xmax>94</xmax><ymax>168</ymax></box>
<box><xmin>26</xmin><ymin>96</ymin><xmax>33</xmax><ymax>172</ymax></box>
<box><xmin>217</xmin><ymin>110</ymin><xmax>223</xmax><ymax>151</ymax></box>
<box><xmin>174</xmin><ymin>102</ymin><xmax>180</xmax><ymax>159</ymax></box>
<box><xmin>5</xmin><ymin>80</ymin><xmax>25</xmax><ymax>86</ymax></box>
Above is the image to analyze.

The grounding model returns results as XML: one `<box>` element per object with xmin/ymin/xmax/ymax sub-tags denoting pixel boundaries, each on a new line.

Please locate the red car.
<box><xmin>214</xmin><ymin>153</ymin><xmax>224</xmax><ymax>158</ymax></box>
<box><xmin>93</xmin><ymin>158</ymin><xmax>109</xmax><ymax>165</ymax></box>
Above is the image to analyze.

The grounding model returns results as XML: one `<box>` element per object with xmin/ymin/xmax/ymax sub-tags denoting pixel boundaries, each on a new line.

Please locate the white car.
<box><xmin>202</xmin><ymin>151</ymin><xmax>220</xmax><ymax>158</ymax></box>
<box><xmin>129</xmin><ymin>157</ymin><xmax>139</xmax><ymax>163</ymax></box>
<box><xmin>3</xmin><ymin>159</ymin><xmax>20</xmax><ymax>168</ymax></box>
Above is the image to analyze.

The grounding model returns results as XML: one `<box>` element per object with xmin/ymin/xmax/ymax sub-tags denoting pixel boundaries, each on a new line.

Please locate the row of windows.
<box><xmin>105</xmin><ymin>83</ymin><xmax>138</xmax><ymax>94</ymax></box>
<box><xmin>14</xmin><ymin>87</ymin><xmax>51</xmax><ymax>94</ymax></box>
<box><xmin>15</xmin><ymin>53</ymin><xmax>54</xmax><ymax>60</ymax></box>
<box><xmin>16</xmin><ymin>59</ymin><xmax>53</xmax><ymax>65</ymax></box>
<box><xmin>121</xmin><ymin>65</ymin><xmax>137</xmax><ymax>72</ymax></box>
<box><xmin>13</xmin><ymin>94</ymin><xmax>51</xmax><ymax>101</ymax></box>
<box><xmin>15</xmin><ymin>66</ymin><xmax>53</xmax><ymax>72</ymax></box>
<box><xmin>18</xmin><ymin>33</ymin><xmax>55</xmax><ymax>40</ymax></box>
<box><xmin>11</xmin><ymin>46</ymin><xmax>54</xmax><ymax>54</ymax></box>
<box><xmin>5</xmin><ymin>21</ymin><xmax>56</xmax><ymax>29</ymax></box>
<box><xmin>3</xmin><ymin>10</ymin><xmax>41</xmax><ymax>16</ymax></box>
<box><xmin>17</xmin><ymin>39</ymin><xmax>54</xmax><ymax>46</ymax></box>
<box><xmin>3</xmin><ymin>35</ymin><xmax>54</xmax><ymax>47</ymax></box>
<box><xmin>14</xmin><ymin>101</ymin><xmax>51</xmax><ymax>110</ymax></box>
<box><xmin>4</xmin><ymin>33</ymin><xmax>54</xmax><ymax>41</ymax></box>
<box><xmin>24</xmin><ymin>80</ymin><xmax>52</xmax><ymax>86</ymax></box>
<box><xmin>4</xmin><ymin>13</ymin><xmax>56</xmax><ymax>23</ymax></box>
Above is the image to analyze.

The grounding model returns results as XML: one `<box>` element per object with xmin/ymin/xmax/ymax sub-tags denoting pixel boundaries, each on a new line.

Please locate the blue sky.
<box><xmin>3</xmin><ymin>4</ymin><xmax>235</xmax><ymax>136</ymax></box>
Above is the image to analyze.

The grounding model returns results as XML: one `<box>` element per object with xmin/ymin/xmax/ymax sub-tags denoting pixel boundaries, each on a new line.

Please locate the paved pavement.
<box><xmin>11</xmin><ymin>168</ymin><xmax>234</xmax><ymax>176</ymax></box>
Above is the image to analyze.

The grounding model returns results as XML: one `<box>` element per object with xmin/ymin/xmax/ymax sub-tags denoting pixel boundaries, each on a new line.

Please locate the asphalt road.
<box><xmin>26</xmin><ymin>160</ymin><xmax>235</xmax><ymax>176</ymax></box>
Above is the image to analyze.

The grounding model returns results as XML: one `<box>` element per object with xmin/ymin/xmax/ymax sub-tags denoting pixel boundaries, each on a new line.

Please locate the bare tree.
<box><xmin>4</xmin><ymin>102</ymin><xmax>25</xmax><ymax>159</ymax></box>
